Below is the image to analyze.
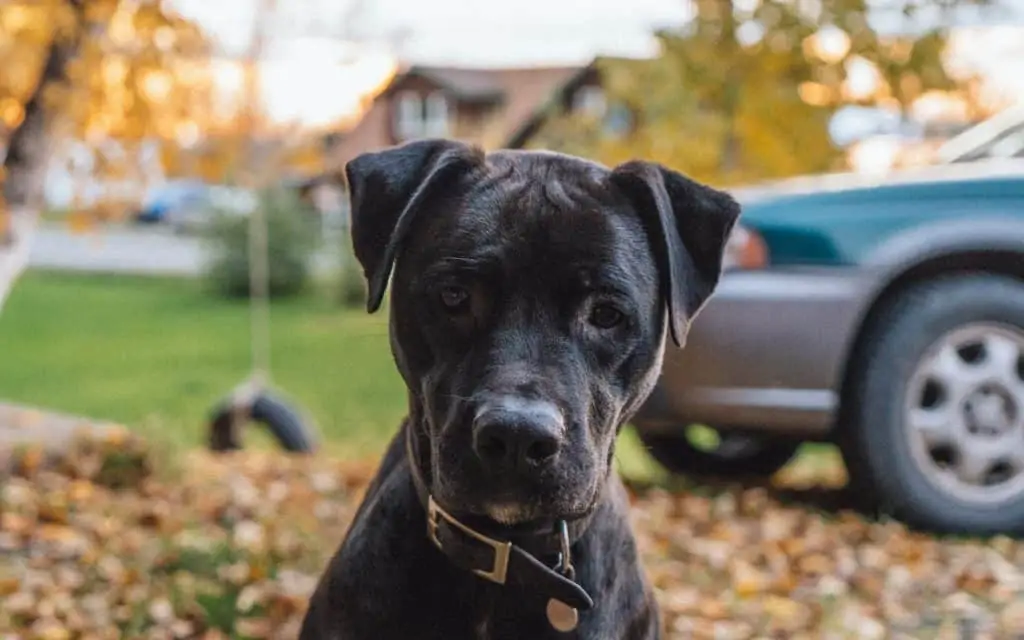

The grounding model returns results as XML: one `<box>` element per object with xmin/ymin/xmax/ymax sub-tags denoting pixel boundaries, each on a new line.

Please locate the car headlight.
<box><xmin>722</xmin><ymin>224</ymin><xmax>769</xmax><ymax>271</ymax></box>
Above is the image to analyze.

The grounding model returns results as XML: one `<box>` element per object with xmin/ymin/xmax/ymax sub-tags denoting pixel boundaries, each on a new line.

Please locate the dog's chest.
<box><xmin>472</xmin><ymin>596</ymin><xmax>627</xmax><ymax>640</ymax></box>
<box><xmin>474</xmin><ymin>610</ymin><xmax>585</xmax><ymax>640</ymax></box>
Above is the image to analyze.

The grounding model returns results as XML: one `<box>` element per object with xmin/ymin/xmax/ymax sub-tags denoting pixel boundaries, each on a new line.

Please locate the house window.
<box><xmin>394</xmin><ymin>91</ymin><xmax>423</xmax><ymax>141</ymax></box>
<box><xmin>573</xmin><ymin>86</ymin><xmax>607</xmax><ymax>118</ymax></box>
<box><xmin>424</xmin><ymin>92</ymin><xmax>450</xmax><ymax>137</ymax></box>
<box><xmin>393</xmin><ymin>90</ymin><xmax>452</xmax><ymax>141</ymax></box>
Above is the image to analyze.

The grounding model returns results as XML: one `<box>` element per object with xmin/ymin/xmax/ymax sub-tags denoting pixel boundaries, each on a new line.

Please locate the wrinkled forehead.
<box><xmin>403</xmin><ymin>155</ymin><xmax>654</xmax><ymax>281</ymax></box>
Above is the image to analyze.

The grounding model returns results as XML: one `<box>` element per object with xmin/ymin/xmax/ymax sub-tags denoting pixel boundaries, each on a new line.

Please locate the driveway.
<box><xmin>29</xmin><ymin>224</ymin><xmax>205</xmax><ymax>276</ymax></box>
<box><xmin>27</xmin><ymin>224</ymin><xmax>337</xmax><ymax>277</ymax></box>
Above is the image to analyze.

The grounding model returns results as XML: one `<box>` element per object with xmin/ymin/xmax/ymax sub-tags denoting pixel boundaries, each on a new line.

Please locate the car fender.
<box><xmin>861</xmin><ymin>215</ymin><xmax>1024</xmax><ymax>283</ymax></box>
<box><xmin>833</xmin><ymin>215</ymin><xmax>1024</xmax><ymax>406</ymax></box>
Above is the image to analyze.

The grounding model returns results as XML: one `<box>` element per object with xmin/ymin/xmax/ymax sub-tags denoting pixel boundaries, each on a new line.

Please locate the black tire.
<box><xmin>840</xmin><ymin>274</ymin><xmax>1024</xmax><ymax>535</ymax></box>
<box><xmin>638</xmin><ymin>427</ymin><xmax>800</xmax><ymax>479</ymax></box>
<box><xmin>208</xmin><ymin>391</ymin><xmax>317</xmax><ymax>453</ymax></box>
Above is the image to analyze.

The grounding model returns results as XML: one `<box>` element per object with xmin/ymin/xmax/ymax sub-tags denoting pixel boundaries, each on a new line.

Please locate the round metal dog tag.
<box><xmin>546</xmin><ymin>598</ymin><xmax>579</xmax><ymax>633</ymax></box>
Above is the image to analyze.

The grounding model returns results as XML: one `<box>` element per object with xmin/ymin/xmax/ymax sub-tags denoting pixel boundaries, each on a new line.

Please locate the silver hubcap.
<box><xmin>905</xmin><ymin>323</ymin><xmax>1024</xmax><ymax>504</ymax></box>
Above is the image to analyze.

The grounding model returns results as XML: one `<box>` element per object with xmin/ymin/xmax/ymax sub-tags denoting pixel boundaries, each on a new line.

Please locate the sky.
<box><xmin>168</xmin><ymin>0</ymin><xmax>687</xmax><ymax>126</ymax></box>
<box><xmin>42</xmin><ymin>0</ymin><xmax>1024</xmax><ymax>204</ymax></box>
<box><xmin>169</xmin><ymin>0</ymin><xmax>1024</xmax><ymax>132</ymax></box>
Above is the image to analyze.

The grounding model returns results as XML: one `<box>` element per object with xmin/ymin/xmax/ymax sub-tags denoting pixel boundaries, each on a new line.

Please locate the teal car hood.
<box><xmin>737</xmin><ymin>177</ymin><xmax>1024</xmax><ymax>267</ymax></box>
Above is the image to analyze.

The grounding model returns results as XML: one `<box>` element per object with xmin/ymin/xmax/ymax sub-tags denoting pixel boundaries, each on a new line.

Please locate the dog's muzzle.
<box><xmin>405</xmin><ymin>424</ymin><xmax>595</xmax><ymax>632</ymax></box>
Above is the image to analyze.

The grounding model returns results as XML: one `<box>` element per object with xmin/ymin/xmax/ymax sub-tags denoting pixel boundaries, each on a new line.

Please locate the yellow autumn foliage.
<box><xmin>0</xmin><ymin>1</ymin><xmax>209</xmax><ymax>138</ymax></box>
<box><xmin>1</xmin><ymin>0</ymin><xmax>329</xmax><ymax>232</ymax></box>
<box><xmin>530</xmin><ymin>0</ymin><xmax>991</xmax><ymax>187</ymax></box>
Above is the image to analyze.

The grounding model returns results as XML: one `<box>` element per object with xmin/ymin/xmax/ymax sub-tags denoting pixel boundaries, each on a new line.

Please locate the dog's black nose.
<box><xmin>472</xmin><ymin>397</ymin><xmax>564</xmax><ymax>473</ymax></box>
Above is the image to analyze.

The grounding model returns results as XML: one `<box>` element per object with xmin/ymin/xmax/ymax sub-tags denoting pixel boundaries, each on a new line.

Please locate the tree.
<box><xmin>0</xmin><ymin>0</ymin><xmax>211</xmax><ymax>310</ymax></box>
<box><xmin>529</xmin><ymin>0</ymin><xmax>993</xmax><ymax>187</ymax></box>
<box><xmin>0</xmin><ymin>0</ymin><xmax>386</xmax><ymax>312</ymax></box>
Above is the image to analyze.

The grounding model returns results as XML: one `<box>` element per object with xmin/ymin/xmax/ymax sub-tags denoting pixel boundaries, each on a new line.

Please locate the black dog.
<box><xmin>300</xmin><ymin>139</ymin><xmax>740</xmax><ymax>639</ymax></box>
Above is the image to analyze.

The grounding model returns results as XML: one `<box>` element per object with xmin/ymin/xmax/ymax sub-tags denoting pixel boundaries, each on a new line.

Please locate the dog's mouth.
<box><xmin>457</xmin><ymin>503</ymin><xmax>595</xmax><ymax>538</ymax></box>
<box><xmin>431</xmin><ymin>488</ymin><xmax>599</xmax><ymax>537</ymax></box>
<box><xmin>431</xmin><ymin>466</ymin><xmax>606</xmax><ymax>533</ymax></box>
<box><xmin>485</xmin><ymin>502</ymin><xmax>538</xmax><ymax>526</ymax></box>
<box><xmin>469</xmin><ymin>492</ymin><xmax>599</xmax><ymax>531</ymax></box>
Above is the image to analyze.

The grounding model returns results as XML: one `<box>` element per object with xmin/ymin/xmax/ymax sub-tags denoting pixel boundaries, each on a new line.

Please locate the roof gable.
<box><xmin>379</xmin><ymin>64</ymin><xmax>585</xmax><ymax>144</ymax></box>
<box><xmin>387</xmin><ymin>68</ymin><xmax>506</xmax><ymax>103</ymax></box>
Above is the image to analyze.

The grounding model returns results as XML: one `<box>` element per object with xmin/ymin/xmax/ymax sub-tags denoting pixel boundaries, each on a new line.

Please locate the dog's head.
<box><xmin>345</xmin><ymin>139</ymin><xmax>739</xmax><ymax>529</ymax></box>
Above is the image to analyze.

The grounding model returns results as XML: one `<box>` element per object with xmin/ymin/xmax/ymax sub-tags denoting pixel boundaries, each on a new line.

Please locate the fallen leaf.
<box><xmin>2</xmin><ymin>431</ymin><xmax>1022</xmax><ymax>639</ymax></box>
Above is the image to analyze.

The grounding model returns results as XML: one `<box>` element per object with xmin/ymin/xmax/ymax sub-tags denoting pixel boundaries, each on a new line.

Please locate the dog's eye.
<box><xmin>589</xmin><ymin>303</ymin><xmax>625</xmax><ymax>329</ymax></box>
<box><xmin>439</xmin><ymin>286</ymin><xmax>470</xmax><ymax>313</ymax></box>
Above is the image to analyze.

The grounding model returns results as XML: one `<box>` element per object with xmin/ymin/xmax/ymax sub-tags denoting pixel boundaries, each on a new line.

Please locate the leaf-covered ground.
<box><xmin>3</xmin><ymin>430</ymin><xmax>1024</xmax><ymax>640</ymax></box>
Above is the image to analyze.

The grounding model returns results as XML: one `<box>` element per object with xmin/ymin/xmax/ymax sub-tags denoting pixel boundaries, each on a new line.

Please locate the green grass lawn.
<box><xmin>0</xmin><ymin>271</ymin><xmax>669</xmax><ymax>476</ymax></box>
<box><xmin>0</xmin><ymin>271</ymin><xmax>408</xmax><ymax>458</ymax></box>
<box><xmin>0</xmin><ymin>270</ymin><xmax>843</xmax><ymax>484</ymax></box>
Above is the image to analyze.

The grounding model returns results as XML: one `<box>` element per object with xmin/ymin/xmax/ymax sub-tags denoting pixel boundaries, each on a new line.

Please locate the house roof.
<box><xmin>488</xmin><ymin>66</ymin><xmax>592</xmax><ymax>147</ymax></box>
<box><xmin>322</xmin><ymin>62</ymin><xmax>598</xmax><ymax>168</ymax></box>
<box><xmin>393</xmin><ymin>67</ymin><xmax>506</xmax><ymax>102</ymax></box>
<box><xmin>502</xmin><ymin>64</ymin><xmax>598</xmax><ymax>148</ymax></box>
<box><xmin>383</xmin><ymin>64</ymin><xmax>585</xmax><ymax>147</ymax></box>
<box><xmin>502</xmin><ymin>56</ymin><xmax>645</xmax><ymax>148</ymax></box>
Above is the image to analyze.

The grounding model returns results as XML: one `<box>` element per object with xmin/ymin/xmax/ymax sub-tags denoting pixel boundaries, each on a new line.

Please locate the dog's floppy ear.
<box><xmin>344</xmin><ymin>138</ymin><xmax>482</xmax><ymax>312</ymax></box>
<box><xmin>610</xmin><ymin>161</ymin><xmax>741</xmax><ymax>348</ymax></box>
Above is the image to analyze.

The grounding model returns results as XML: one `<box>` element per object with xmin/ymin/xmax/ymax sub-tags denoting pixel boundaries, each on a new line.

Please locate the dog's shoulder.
<box><xmin>573</xmin><ymin>477</ymin><xmax>663</xmax><ymax>640</ymax></box>
<box><xmin>302</xmin><ymin>426</ymin><xmax>487</xmax><ymax>640</ymax></box>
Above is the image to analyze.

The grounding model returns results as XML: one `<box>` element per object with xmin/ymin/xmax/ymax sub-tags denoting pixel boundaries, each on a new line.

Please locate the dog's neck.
<box><xmin>401</xmin><ymin>416</ymin><xmax>598</xmax><ymax>623</ymax></box>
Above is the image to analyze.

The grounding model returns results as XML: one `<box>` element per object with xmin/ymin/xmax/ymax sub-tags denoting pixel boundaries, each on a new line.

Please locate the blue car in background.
<box><xmin>135</xmin><ymin>180</ymin><xmax>209</xmax><ymax>224</ymax></box>
<box><xmin>135</xmin><ymin>180</ymin><xmax>256</xmax><ymax>233</ymax></box>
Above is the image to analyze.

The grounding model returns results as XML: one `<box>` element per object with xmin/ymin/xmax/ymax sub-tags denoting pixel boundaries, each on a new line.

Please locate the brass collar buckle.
<box><xmin>427</xmin><ymin>496</ymin><xmax>512</xmax><ymax>585</ymax></box>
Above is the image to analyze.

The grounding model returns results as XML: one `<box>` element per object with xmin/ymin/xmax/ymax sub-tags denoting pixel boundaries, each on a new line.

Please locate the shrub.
<box><xmin>203</xmin><ymin>187</ymin><xmax>320</xmax><ymax>299</ymax></box>
<box><xmin>337</xmin><ymin>243</ymin><xmax>367</xmax><ymax>309</ymax></box>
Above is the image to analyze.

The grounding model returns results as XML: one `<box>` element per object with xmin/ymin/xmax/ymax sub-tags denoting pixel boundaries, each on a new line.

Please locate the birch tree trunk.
<box><xmin>0</xmin><ymin>0</ymin><xmax>84</xmax><ymax>313</ymax></box>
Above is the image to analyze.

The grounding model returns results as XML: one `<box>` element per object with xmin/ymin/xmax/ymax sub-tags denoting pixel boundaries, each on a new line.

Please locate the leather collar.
<box><xmin>404</xmin><ymin>422</ymin><xmax>595</xmax><ymax>613</ymax></box>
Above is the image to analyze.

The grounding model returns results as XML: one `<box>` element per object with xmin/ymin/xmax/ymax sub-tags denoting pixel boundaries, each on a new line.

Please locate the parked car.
<box><xmin>135</xmin><ymin>179</ymin><xmax>209</xmax><ymax>230</ymax></box>
<box><xmin>135</xmin><ymin>181</ymin><xmax>256</xmax><ymax>234</ymax></box>
<box><xmin>633</xmin><ymin>159</ymin><xmax>1024</xmax><ymax>534</ymax></box>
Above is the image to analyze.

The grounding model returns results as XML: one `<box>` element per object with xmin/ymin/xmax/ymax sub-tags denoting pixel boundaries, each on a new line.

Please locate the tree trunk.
<box><xmin>720</xmin><ymin>82</ymin><xmax>741</xmax><ymax>175</ymax></box>
<box><xmin>0</xmin><ymin>0</ymin><xmax>84</xmax><ymax>313</ymax></box>
<box><xmin>2</xmin><ymin>4</ymin><xmax>83</xmax><ymax>215</ymax></box>
<box><xmin>718</xmin><ymin>0</ymin><xmax>742</xmax><ymax>178</ymax></box>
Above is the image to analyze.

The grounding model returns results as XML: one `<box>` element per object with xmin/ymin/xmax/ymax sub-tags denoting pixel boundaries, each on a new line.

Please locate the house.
<box><xmin>323</xmin><ymin>58</ymin><xmax>632</xmax><ymax>174</ymax></box>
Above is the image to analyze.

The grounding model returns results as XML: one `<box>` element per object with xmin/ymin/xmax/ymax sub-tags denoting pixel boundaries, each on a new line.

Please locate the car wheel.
<box><xmin>841</xmin><ymin>274</ymin><xmax>1024</xmax><ymax>534</ymax></box>
<box><xmin>638</xmin><ymin>425</ymin><xmax>800</xmax><ymax>479</ymax></box>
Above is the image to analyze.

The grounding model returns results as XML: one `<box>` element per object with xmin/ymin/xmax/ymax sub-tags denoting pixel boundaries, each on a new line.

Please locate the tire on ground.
<box><xmin>638</xmin><ymin>428</ymin><xmax>801</xmax><ymax>479</ymax></box>
<box><xmin>208</xmin><ymin>391</ymin><xmax>317</xmax><ymax>453</ymax></box>
<box><xmin>840</xmin><ymin>274</ymin><xmax>1024</xmax><ymax>535</ymax></box>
